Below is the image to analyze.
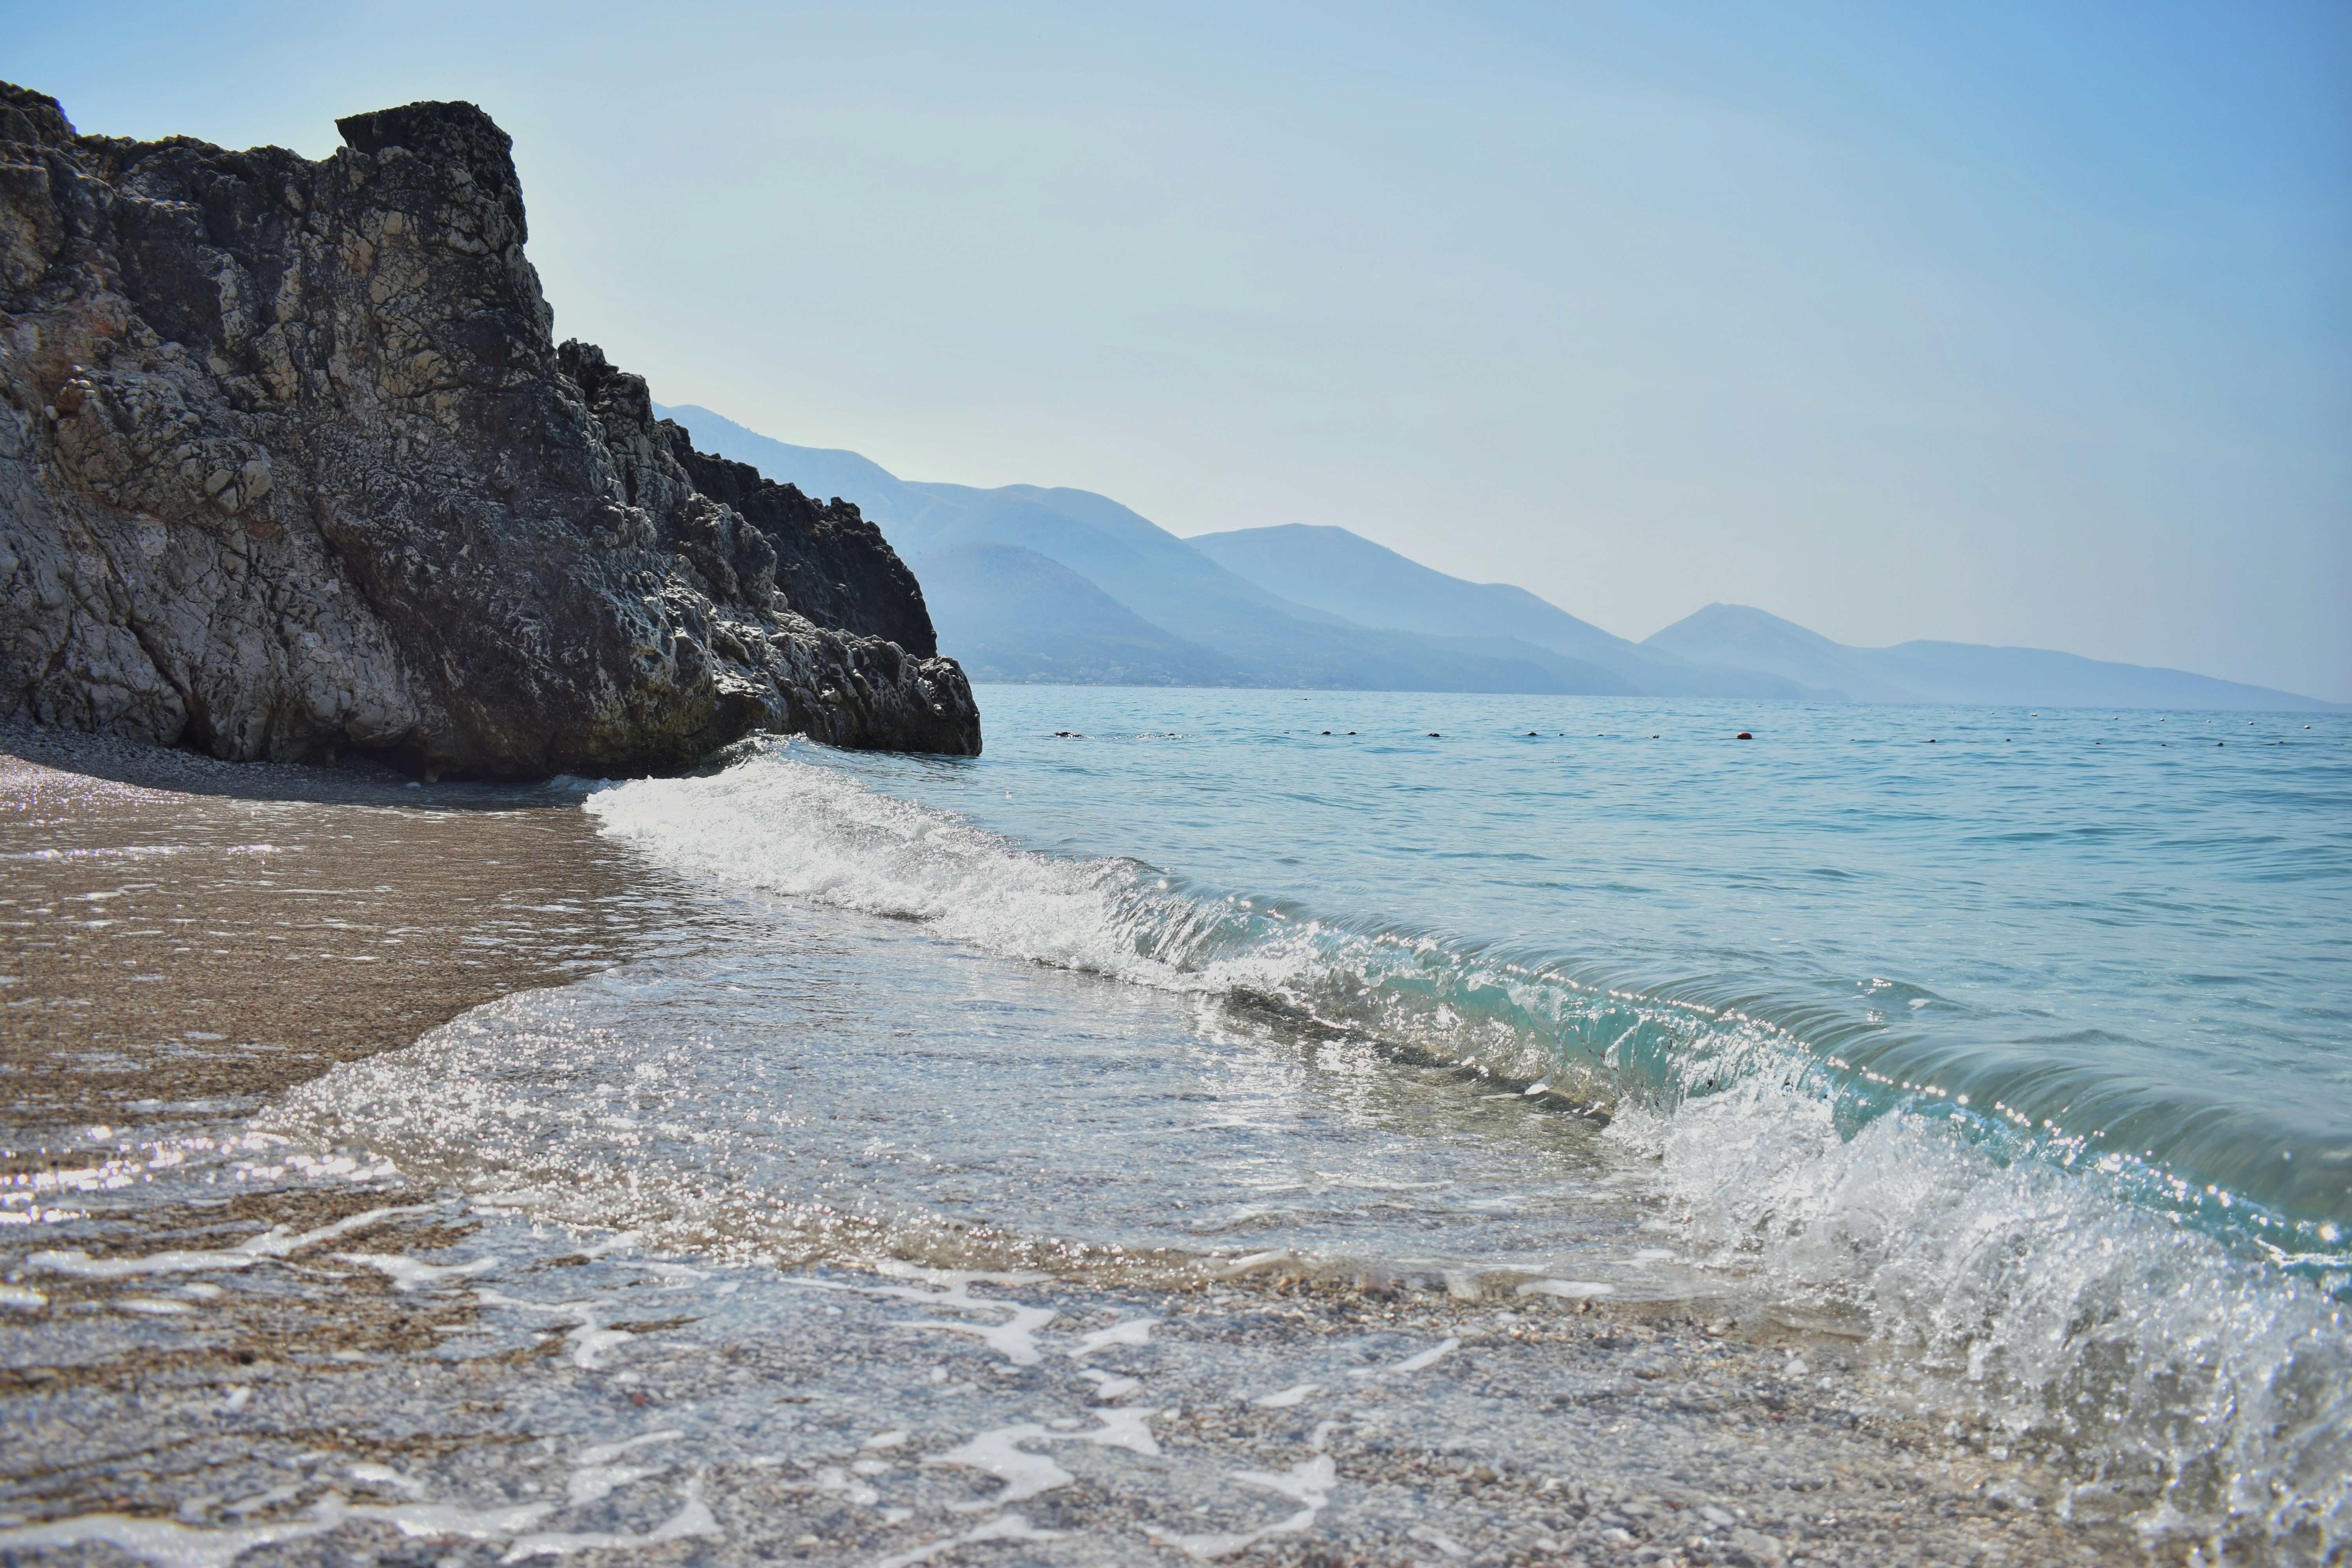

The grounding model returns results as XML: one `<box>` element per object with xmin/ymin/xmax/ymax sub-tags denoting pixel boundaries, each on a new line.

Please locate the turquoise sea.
<box><xmin>290</xmin><ymin>687</ymin><xmax>2352</xmax><ymax>1543</ymax></box>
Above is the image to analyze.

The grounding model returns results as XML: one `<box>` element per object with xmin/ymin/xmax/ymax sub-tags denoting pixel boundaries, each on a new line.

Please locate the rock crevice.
<box><xmin>0</xmin><ymin>85</ymin><xmax>980</xmax><ymax>776</ymax></box>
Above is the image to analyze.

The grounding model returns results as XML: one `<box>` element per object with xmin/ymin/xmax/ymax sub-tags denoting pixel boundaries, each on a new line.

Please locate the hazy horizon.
<box><xmin>15</xmin><ymin>1</ymin><xmax>2348</xmax><ymax>699</ymax></box>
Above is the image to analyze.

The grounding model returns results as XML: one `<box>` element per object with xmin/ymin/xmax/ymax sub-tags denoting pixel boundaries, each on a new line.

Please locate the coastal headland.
<box><xmin>0</xmin><ymin>85</ymin><xmax>977</xmax><ymax>776</ymax></box>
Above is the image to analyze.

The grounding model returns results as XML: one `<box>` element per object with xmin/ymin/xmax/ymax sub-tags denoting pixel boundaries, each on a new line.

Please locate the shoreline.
<box><xmin>1</xmin><ymin>728</ymin><xmax>2162</xmax><ymax>1565</ymax></box>
<box><xmin>0</xmin><ymin>724</ymin><xmax>656</xmax><ymax>1129</ymax></box>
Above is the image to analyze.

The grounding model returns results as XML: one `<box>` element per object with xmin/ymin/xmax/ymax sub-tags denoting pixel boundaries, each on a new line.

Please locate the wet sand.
<box><xmin>0</xmin><ymin>727</ymin><xmax>2167</xmax><ymax>1566</ymax></box>
<box><xmin>0</xmin><ymin>726</ymin><xmax>658</xmax><ymax>1127</ymax></box>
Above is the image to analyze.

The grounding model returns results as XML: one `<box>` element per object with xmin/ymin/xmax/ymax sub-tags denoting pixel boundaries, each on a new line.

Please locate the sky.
<box><xmin>11</xmin><ymin>1</ymin><xmax>2350</xmax><ymax>698</ymax></box>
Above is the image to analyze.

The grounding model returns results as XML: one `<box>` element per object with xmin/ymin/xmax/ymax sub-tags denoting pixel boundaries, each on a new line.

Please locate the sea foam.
<box><xmin>561</xmin><ymin>742</ymin><xmax>2351</xmax><ymax>1551</ymax></box>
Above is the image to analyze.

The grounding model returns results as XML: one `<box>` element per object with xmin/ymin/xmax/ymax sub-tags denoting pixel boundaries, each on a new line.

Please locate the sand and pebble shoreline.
<box><xmin>0</xmin><ymin>727</ymin><xmax>2168</xmax><ymax>1565</ymax></box>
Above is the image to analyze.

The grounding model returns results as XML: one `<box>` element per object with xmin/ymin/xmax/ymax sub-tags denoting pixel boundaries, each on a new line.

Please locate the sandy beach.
<box><xmin>0</xmin><ymin>728</ymin><xmax>2166</xmax><ymax>1566</ymax></box>
<box><xmin>0</xmin><ymin>728</ymin><xmax>659</xmax><ymax>1128</ymax></box>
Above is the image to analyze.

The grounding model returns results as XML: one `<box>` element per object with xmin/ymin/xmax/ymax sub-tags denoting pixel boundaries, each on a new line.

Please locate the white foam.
<box><xmin>0</xmin><ymin>1508</ymin><xmax>339</xmax><ymax>1568</ymax></box>
<box><xmin>809</xmin><ymin>1466</ymin><xmax>880</xmax><ymax>1506</ymax></box>
<box><xmin>356</xmin><ymin>1499</ymin><xmax>555</xmax><ymax>1541</ymax></box>
<box><xmin>1515</xmin><ymin>1279</ymin><xmax>1614</xmax><ymax>1300</ymax></box>
<box><xmin>1250</xmin><ymin>1383</ymin><xmax>1320</xmax><ymax>1408</ymax></box>
<box><xmin>1152</xmin><ymin>1452</ymin><xmax>1336</xmax><ymax>1560</ymax></box>
<box><xmin>472</xmin><ymin>1290</ymin><xmax>633</xmax><ymax>1369</ymax></box>
<box><xmin>344</xmin><ymin>1464</ymin><xmax>424</xmax><ymax>1497</ymax></box>
<box><xmin>575</xmin><ymin>1431</ymin><xmax>683</xmax><ymax>1468</ymax></box>
<box><xmin>1080</xmin><ymin>1370</ymin><xmax>1142</xmax><ymax>1401</ymax></box>
<box><xmin>566</xmin><ymin>1326</ymin><xmax>635</xmax><ymax>1369</ymax></box>
<box><xmin>565</xmin><ymin>1428</ymin><xmax>681</xmax><ymax>1507</ymax></box>
<box><xmin>874</xmin><ymin>1261</ymin><xmax>1050</xmax><ymax>1291</ymax></box>
<box><xmin>1389</xmin><ymin>1338</ymin><xmax>1458</xmax><ymax>1373</ymax></box>
<box><xmin>1235</xmin><ymin>1452</ymin><xmax>1336</xmax><ymax>1507</ymax></box>
<box><xmin>27</xmin><ymin>1204</ymin><xmax>439</xmax><ymax>1279</ymax></box>
<box><xmin>1066</xmin><ymin>1408</ymin><xmax>1162</xmax><ymax>1458</ymax></box>
<box><xmin>1215</xmin><ymin>1250</ymin><xmax>1293</xmax><ymax>1278</ymax></box>
<box><xmin>496</xmin><ymin>1478</ymin><xmax>719</xmax><ymax>1561</ymax></box>
<box><xmin>925</xmin><ymin>1425</ymin><xmax>1073</xmax><ymax>1508</ymax></box>
<box><xmin>333</xmin><ymin>1253</ymin><xmax>499</xmax><ymax>1291</ymax></box>
<box><xmin>1069</xmin><ymin>1315</ymin><xmax>1158</xmax><ymax>1358</ymax></box>
<box><xmin>574</xmin><ymin>746</ymin><xmax>1644</xmax><ymax>1095</ymax></box>
<box><xmin>1625</xmin><ymin>1081</ymin><xmax>2352</xmax><ymax>1548</ymax></box>
<box><xmin>31</xmin><ymin>1249</ymin><xmax>258</xmax><ymax>1279</ymax></box>
<box><xmin>891</xmin><ymin>1303</ymin><xmax>1057</xmax><ymax>1367</ymax></box>
<box><xmin>564</xmin><ymin>1464</ymin><xmax>665</xmax><ymax>1508</ymax></box>
<box><xmin>218</xmin><ymin>1486</ymin><xmax>299</xmax><ymax>1518</ymax></box>
<box><xmin>867</xmin><ymin>1513</ymin><xmax>1067</xmax><ymax>1568</ymax></box>
<box><xmin>583</xmin><ymin>752</ymin><xmax>1323</xmax><ymax>1000</ymax></box>
<box><xmin>0</xmin><ymin>1492</ymin><xmax>570</xmax><ymax>1568</ymax></box>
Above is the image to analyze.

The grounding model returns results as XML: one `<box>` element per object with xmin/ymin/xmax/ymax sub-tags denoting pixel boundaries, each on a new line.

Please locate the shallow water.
<box><xmin>270</xmin><ymin>688</ymin><xmax>2351</xmax><ymax>1549</ymax></box>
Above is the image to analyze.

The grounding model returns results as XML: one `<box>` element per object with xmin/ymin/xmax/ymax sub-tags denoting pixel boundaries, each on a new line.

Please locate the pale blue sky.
<box><xmin>11</xmin><ymin>1</ymin><xmax>2349</xmax><ymax>697</ymax></box>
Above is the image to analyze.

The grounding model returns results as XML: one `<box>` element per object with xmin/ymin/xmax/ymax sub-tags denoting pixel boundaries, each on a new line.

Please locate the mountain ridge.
<box><xmin>656</xmin><ymin>403</ymin><xmax>2341</xmax><ymax>711</ymax></box>
<box><xmin>1646</xmin><ymin>603</ymin><xmax>2343</xmax><ymax>712</ymax></box>
<box><xmin>655</xmin><ymin>403</ymin><xmax>1710</xmax><ymax>696</ymax></box>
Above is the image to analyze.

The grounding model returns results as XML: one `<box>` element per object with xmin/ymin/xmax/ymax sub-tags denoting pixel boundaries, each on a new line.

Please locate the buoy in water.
<box><xmin>1735</xmin><ymin>731</ymin><xmax>1753</xmax><ymax>740</ymax></box>
<box><xmin>1427</xmin><ymin>732</ymin><xmax>1441</xmax><ymax>738</ymax></box>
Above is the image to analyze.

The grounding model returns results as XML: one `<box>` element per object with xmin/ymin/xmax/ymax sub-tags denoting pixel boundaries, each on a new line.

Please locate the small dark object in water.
<box><xmin>1735</xmin><ymin>731</ymin><xmax>1753</xmax><ymax>740</ymax></box>
<box><xmin>1428</xmin><ymin>732</ymin><xmax>1441</xmax><ymax>738</ymax></box>
<box><xmin>1527</xmin><ymin>731</ymin><xmax>1539</xmax><ymax>737</ymax></box>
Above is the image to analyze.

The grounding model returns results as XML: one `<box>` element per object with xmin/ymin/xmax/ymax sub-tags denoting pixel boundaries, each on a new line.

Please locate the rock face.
<box><xmin>0</xmin><ymin>86</ymin><xmax>980</xmax><ymax>776</ymax></box>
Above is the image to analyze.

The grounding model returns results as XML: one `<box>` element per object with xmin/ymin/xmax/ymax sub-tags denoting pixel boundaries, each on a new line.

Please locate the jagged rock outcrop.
<box><xmin>0</xmin><ymin>86</ymin><xmax>980</xmax><ymax>776</ymax></box>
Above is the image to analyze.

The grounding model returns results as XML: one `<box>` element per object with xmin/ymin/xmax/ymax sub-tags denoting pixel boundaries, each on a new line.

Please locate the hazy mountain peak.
<box><xmin>1649</xmin><ymin>603</ymin><xmax>1849</xmax><ymax>654</ymax></box>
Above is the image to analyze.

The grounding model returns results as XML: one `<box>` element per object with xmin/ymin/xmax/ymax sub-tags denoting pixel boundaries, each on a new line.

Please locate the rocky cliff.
<box><xmin>0</xmin><ymin>86</ymin><xmax>980</xmax><ymax>777</ymax></box>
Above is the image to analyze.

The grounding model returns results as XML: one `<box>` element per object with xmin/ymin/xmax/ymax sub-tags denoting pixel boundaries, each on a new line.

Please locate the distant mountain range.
<box><xmin>655</xmin><ymin>403</ymin><xmax>2343</xmax><ymax>712</ymax></box>
<box><xmin>1640</xmin><ymin>604</ymin><xmax>2343</xmax><ymax>710</ymax></box>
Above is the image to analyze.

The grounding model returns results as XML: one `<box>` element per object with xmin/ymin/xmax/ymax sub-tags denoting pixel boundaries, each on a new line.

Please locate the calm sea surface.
<box><xmin>282</xmin><ymin>687</ymin><xmax>2352</xmax><ymax>1538</ymax></box>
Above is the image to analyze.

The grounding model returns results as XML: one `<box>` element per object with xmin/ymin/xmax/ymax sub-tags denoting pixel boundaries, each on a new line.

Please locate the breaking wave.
<box><xmin>572</xmin><ymin>742</ymin><xmax>2350</xmax><ymax>1553</ymax></box>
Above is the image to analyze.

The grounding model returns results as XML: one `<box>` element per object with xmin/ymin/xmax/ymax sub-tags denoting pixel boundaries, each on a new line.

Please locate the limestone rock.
<box><xmin>0</xmin><ymin>85</ymin><xmax>980</xmax><ymax>776</ymax></box>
